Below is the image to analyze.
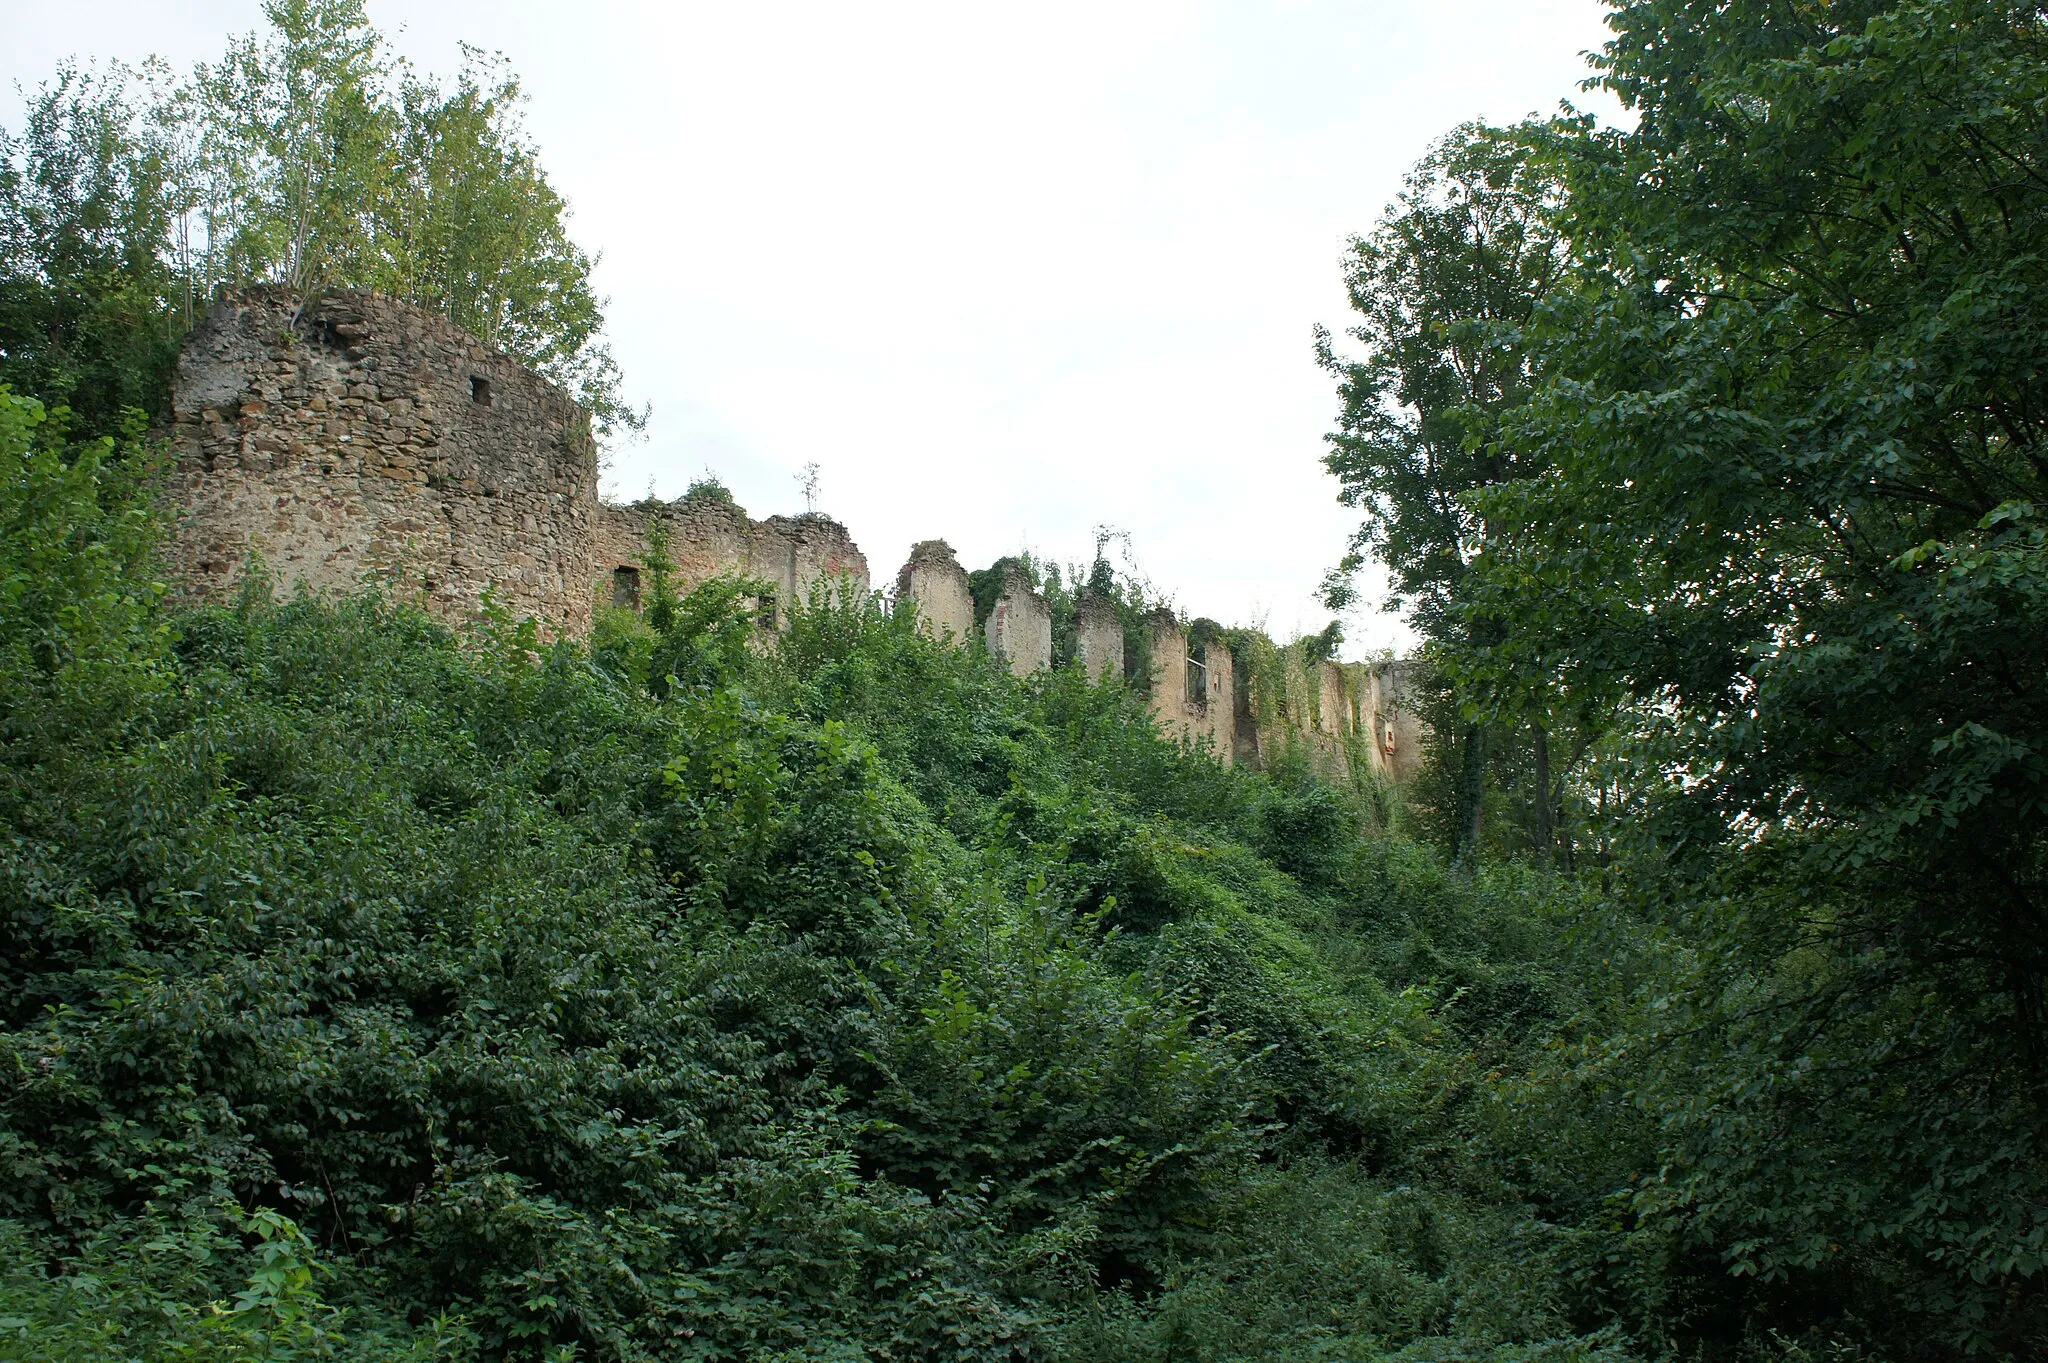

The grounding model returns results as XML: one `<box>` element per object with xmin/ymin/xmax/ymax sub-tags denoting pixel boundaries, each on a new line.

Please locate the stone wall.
<box><xmin>164</xmin><ymin>290</ymin><xmax>1423</xmax><ymax>782</ymax></box>
<box><xmin>896</xmin><ymin>540</ymin><xmax>976</xmax><ymax>642</ymax></box>
<box><xmin>1145</xmin><ymin>612</ymin><xmax>1236</xmax><ymax>764</ymax></box>
<box><xmin>1365</xmin><ymin>659</ymin><xmax>1428</xmax><ymax>783</ymax></box>
<box><xmin>167</xmin><ymin>288</ymin><xmax>866</xmax><ymax>636</ymax></box>
<box><xmin>1073</xmin><ymin>592</ymin><xmax>1123</xmax><ymax>682</ymax></box>
<box><xmin>985</xmin><ymin>569</ymin><xmax>1052</xmax><ymax>677</ymax></box>
<box><xmin>1233</xmin><ymin>655</ymin><xmax>1378</xmax><ymax>785</ymax></box>
<box><xmin>168</xmin><ymin>288</ymin><xmax>602</xmax><ymax>632</ymax></box>
<box><xmin>591</xmin><ymin>497</ymin><xmax>869</xmax><ymax>626</ymax></box>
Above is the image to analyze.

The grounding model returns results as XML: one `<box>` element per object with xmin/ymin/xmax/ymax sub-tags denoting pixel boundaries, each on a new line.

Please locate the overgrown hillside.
<box><xmin>6</xmin><ymin>0</ymin><xmax>2047</xmax><ymax>1359</ymax></box>
<box><xmin>2</xmin><ymin>392</ymin><xmax>1623</xmax><ymax>1360</ymax></box>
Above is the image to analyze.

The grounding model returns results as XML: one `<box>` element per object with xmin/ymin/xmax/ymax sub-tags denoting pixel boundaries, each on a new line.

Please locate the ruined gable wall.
<box><xmin>897</xmin><ymin>541</ymin><xmax>976</xmax><ymax>643</ymax></box>
<box><xmin>168</xmin><ymin>288</ymin><xmax>600</xmax><ymax>633</ymax></box>
<box><xmin>1199</xmin><ymin>644</ymin><xmax>1236</xmax><ymax>761</ymax></box>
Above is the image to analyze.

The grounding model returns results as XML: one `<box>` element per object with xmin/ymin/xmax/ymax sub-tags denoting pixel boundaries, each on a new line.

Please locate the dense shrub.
<box><xmin>8</xmin><ymin>378</ymin><xmax>2021</xmax><ymax>1359</ymax></box>
<box><xmin>0</xmin><ymin>401</ymin><xmax>1624</xmax><ymax>1358</ymax></box>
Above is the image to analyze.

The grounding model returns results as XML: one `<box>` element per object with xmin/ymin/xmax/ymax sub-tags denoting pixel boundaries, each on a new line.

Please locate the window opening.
<box><xmin>755</xmin><ymin>589</ymin><xmax>779</xmax><ymax>630</ymax></box>
<box><xmin>612</xmin><ymin>565</ymin><xmax>640</xmax><ymax>611</ymax></box>
<box><xmin>471</xmin><ymin>375</ymin><xmax>492</xmax><ymax>406</ymax></box>
<box><xmin>1185</xmin><ymin>647</ymin><xmax>1209</xmax><ymax>708</ymax></box>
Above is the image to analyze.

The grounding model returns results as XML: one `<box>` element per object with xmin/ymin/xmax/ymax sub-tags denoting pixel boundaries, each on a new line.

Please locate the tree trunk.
<box><xmin>1454</xmin><ymin>721</ymin><xmax>1488</xmax><ymax>862</ymax></box>
<box><xmin>1532</xmin><ymin>722</ymin><xmax>1554</xmax><ymax>863</ymax></box>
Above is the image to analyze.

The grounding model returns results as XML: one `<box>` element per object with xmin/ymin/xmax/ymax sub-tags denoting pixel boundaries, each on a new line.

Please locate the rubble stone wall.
<box><xmin>168</xmin><ymin>288</ymin><xmax>601</xmax><ymax>632</ymax></box>
<box><xmin>164</xmin><ymin>291</ymin><xmax>1421</xmax><ymax>782</ymax></box>
<box><xmin>590</xmin><ymin>498</ymin><xmax>869</xmax><ymax>626</ymax></box>
<box><xmin>896</xmin><ymin>541</ymin><xmax>976</xmax><ymax>642</ymax></box>
<box><xmin>166</xmin><ymin>288</ymin><xmax>866</xmax><ymax>637</ymax></box>
<box><xmin>1073</xmin><ymin>593</ymin><xmax>1123</xmax><ymax>683</ymax></box>
<box><xmin>985</xmin><ymin>570</ymin><xmax>1052</xmax><ymax>677</ymax></box>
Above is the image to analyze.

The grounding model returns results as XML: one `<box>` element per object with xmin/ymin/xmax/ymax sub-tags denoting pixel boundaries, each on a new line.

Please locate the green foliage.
<box><xmin>0</xmin><ymin>441</ymin><xmax>1630</xmax><ymax>1358</ymax></box>
<box><xmin>0</xmin><ymin>2</ymin><xmax>642</xmax><ymax>440</ymax></box>
<box><xmin>1474</xmin><ymin>4</ymin><xmax>2048</xmax><ymax>1344</ymax></box>
<box><xmin>0</xmin><ymin>390</ymin><xmax>169</xmax><ymax>749</ymax></box>
<box><xmin>679</xmin><ymin>472</ymin><xmax>734</xmax><ymax>506</ymax></box>
<box><xmin>0</xmin><ymin>66</ymin><xmax>182</xmax><ymax>437</ymax></box>
<box><xmin>966</xmin><ymin>554</ymin><xmax>1031</xmax><ymax>634</ymax></box>
<box><xmin>1316</xmin><ymin>122</ymin><xmax>1567</xmax><ymax>637</ymax></box>
<box><xmin>1320</xmin><ymin>122</ymin><xmax>1604</xmax><ymax>864</ymax></box>
<box><xmin>12</xmin><ymin>2</ymin><xmax>2045</xmax><ymax>1359</ymax></box>
<box><xmin>1317</xmin><ymin>0</ymin><xmax>2048</xmax><ymax>1353</ymax></box>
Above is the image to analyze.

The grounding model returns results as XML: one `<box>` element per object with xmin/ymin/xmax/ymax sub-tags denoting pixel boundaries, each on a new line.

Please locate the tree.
<box><xmin>1462</xmin><ymin>0</ymin><xmax>2048</xmax><ymax>1342</ymax></box>
<box><xmin>186</xmin><ymin>0</ymin><xmax>392</xmax><ymax>301</ymax></box>
<box><xmin>1317</xmin><ymin>123</ymin><xmax>1581</xmax><ymax>860</ymax></box>
<box><xmin>0</xmin><ymin>2</ymin><xmax>644</xmax><ymax>440</ymax></box>
<box><xmin>0</xmin><ymin>64</ymin><xmax>179</xmax><ymax>437</ymax></box>
<box><xmin>377</xmin><ymin>48</ymin><xmax>640</xmax><ymax>438</ymax></box>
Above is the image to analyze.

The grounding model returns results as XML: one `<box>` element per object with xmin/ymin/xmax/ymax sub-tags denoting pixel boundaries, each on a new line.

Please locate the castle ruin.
<box><xmin>165</xmin><ymin>288</ymin><xmax>1423</xmax><ymax>784</ymax></box>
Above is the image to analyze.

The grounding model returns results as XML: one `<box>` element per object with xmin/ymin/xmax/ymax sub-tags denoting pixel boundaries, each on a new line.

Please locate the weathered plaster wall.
<box><xmin>1199</xmin><ymin>640</ymin><xmax>1237</xmax><ymax>761</ymax></box>
<box><xmin>985</xmin><ymin>570</ymin><xmax>1053</xmax><ymax>677</ymax></box>
<box><xmin>1366</xmin><ymin>659</ymin><xmax>1428</xmax><ymax>783</ymax></box>
<box><xmin>895</xmin><ymin>540</ymin><xmax>976</xmax><ymax>642</ymax></box>
<box><xmin>1073</xmin><ymin>593</ymin><xmax>1123</xmax><ymax>683</ymax></box>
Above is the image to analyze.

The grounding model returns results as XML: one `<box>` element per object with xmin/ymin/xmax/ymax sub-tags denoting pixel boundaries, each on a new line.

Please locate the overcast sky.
<box><xmin>8</xmin><ymin>1</ymin><xmax>1620</xmax><ymax>656</ymax></box>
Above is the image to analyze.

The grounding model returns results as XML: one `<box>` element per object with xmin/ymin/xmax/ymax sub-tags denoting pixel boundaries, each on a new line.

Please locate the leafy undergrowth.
<box><xmin>0</xmin><ymin>392</ymin><xmax>1625</xmax><ymax>1360</ymax></box>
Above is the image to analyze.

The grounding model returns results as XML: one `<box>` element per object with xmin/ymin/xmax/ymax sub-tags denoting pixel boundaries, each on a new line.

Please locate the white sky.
<box><xmin>8</xmin><ymin>1</ymin><xmax>1620</xmax><ymax>657</ymax></box>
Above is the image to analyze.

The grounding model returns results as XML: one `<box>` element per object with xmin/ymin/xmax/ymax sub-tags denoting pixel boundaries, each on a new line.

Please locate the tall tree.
<box><xmin>0</xmin><ymin>1</ymin><xmax>643</xmax><ymax>439</ymax></box>
<box><xmin>378</xmin><ymin>49</ymin><xmax>637</xmax><ymax>439</ymax></box>
<box><xmin>186</xmin><ymin>0</ymin><xmax>393</xmax><ymax>301</ymax></box>
<box><xmin>1464</xmin><ymin>0</ymin><xmax>2048</xmax><ymax>1341</ymax></box>
<box><xmin>1317</xmin><ymin>123</ymin><xmax>1575</xmax><ymax>858</ymax></box>
<box><xmin>0</xmin><ymin>64</ymin><xmax>179</xmax><ymax>437</ymax></box>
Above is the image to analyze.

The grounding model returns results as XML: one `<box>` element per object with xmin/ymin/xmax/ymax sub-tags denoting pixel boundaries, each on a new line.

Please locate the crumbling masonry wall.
<box><xmin>985</xmin><ymin>569</ymin><xmax>1053</xmax><ymax>677</ymax></box>
<box><xmin>163</xmin><ymin>290</ymin><xmax>1417</xmax><ymax>782</ymax></box>
<box><xmin>169</xmin><ymin>289</ymin><xmax>603</xmax><ymax>631</ymax></box>
<box><xmin>166</xmin><ymin>288</ymin><xmax>867</xmax><ymax>636</ymax></box>
<box><xmin>1365</xmin><ymin>659</ymin><xmax>1427</xmax><ymax>783</ymax></box>
<box><xmin>1146</xmin><ymin>612</ymin><xmax>1237</xmax><ymax>764</ymax></box>
<box><xmin>896</xmin><ymin>541</ymin><xmax>976</xmax><ymax>642</ymax></box>
<box><xmin>1073</xmin><ymin>593</ymin><xmax>1123</xmax><ymax>683</ymax></box>
<box><xmin>590</xmin><ymin>497</ymin><xmax>868</xmax><ymax>627</ymax></box>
